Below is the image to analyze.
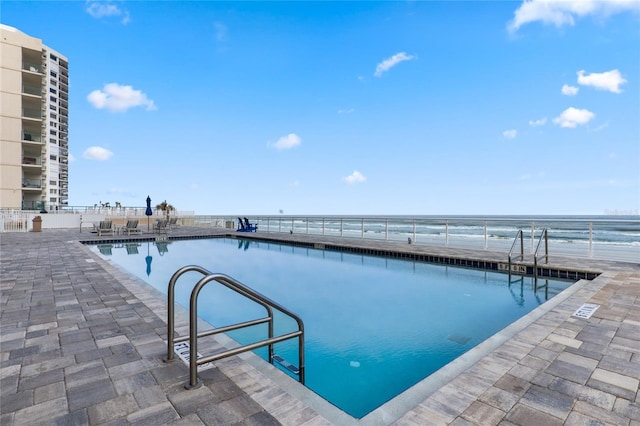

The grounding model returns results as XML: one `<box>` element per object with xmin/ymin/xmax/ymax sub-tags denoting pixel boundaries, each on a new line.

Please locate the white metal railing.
<box><xmin>191</xmin><ymin>215</ymin><xmax>639</xmax><ymax>263</ymax></box>
<box><xmin>2</xmin><ymin>211</ymin><xmax>637</xmax><ymax>263</ymax></box>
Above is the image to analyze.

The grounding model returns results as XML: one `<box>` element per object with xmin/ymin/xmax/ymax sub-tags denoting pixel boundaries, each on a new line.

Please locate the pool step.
<box><xmin>273</xmin><ymin>354</ymin><xmax>300</xmax><ymax>375</ymax></box>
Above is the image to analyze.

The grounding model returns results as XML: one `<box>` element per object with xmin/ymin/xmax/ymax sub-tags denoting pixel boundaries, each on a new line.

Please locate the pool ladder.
<box><xmin>508</xmin><ymin>228</ymin><xmax>549</xmax><ymax>285</ymax></box>
<box><xmin>163</xmin><ymin>265</ymin><xmax>305</xmax><ymax>389</ymax></box>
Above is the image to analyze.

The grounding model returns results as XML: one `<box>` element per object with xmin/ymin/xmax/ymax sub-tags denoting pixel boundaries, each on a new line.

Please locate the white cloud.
<box><xmin>508</xmin><ymin>0</ymin><xmax>640</xmax><ymax>32</ymax></box>
<box><xmin>86</xmin><ymin>1</ymin><xmax>130</xmax><ymax>24</ymax></box>
<box><xmin>561</xmin><ymin>84</ymin><xmax>579</xmax><ymax>96</ymax></box>
<box><xmin>553</xmin><ymin>107</ymin><xmax>595</xmax><ymax>128</ymax></box>
<box><xmin>270</xmin><ymin>133</ymin><xmax>301</xmax><ymax>150</ymax></box>
<box><xmin>577</xmin><ymin>69</ymin><xmax>627</xmax><ymax>93</ymax></box>
<box><xmin>503</xmin><ymin>129</ymin><xmax>518</xmax><ymax>139</ymax></box>
<box><xmin>68</xmin><ymin>153</ymin><xmax>76</xmax><ymax>163</ymax></box>
<box><xmin>87</xmin><ymin>83</ymin><xmax>157</xmax><ymax>112</ymax></box>
<box><xmin>213</xmin><ymin>21</ymin><xmax>227</xmax><ymax>42</ymax></box>
<box><xmin>529</xmin><ymin>117</ymin><xmax>547</xmax><ymax>127</ymax></box>
<box><xmin>343</xmin><ymin>170</ymin><xmax>366</xmax><ymax>184</ymax></box>
<box><xmin>83</xmin><ymin>146</ymin><xmax>113</xmax><ymax>161</ymax></box>
<box><xmin>374</xmin><ymin>52</ymin><xmax>415</xmax><ymax>77</ymax></box>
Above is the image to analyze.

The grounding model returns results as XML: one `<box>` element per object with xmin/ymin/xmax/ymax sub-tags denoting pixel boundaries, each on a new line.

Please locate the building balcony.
<box><xmin>22</xmin><ymin>132</ymin><xmax>42</xmax><ymax>143</ymax></box>
<box><xmin>22</xmin><ymin>84</ymin><xmax>42</xmax><ymax>96</ymax></box>
<box><xmin>22</xmin><ymin>180</ymin><xmax>42</xmax><ymax>189</ymax></box>
<box><xmin>22</xmin><ymin>62</ymin><xmax>43</xmax><ymax>74</ymax></box>
<box><xmin>22</xmin><ymin>156</ymin><xmax>41</xmax><ymax>166</ymax></box>
<box><xmin>22</xmin><ymin>108</ymin><xmax>42</xmax><ymax>120</ymax></box>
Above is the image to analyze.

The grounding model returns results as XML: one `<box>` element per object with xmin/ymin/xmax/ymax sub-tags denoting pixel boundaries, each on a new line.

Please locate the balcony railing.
<box><xmin>22</xmin><ymin>108</ymin><xmax>42</xmax><ymax>119</ymax></box>
<box><xmin>22</xmin><ymin>84</ymin><xmax>42</xmax><ymax>96</ymax></box>
<box><xmin>22</xmin><ymin>156</ymin><xmax>40</xmax><ymax>166</ymax></box>
<box><xmin>22</xmin><ymin>62</ymin><xmax>43</xmax><ymax>73</ymax></box>
<box><xmin>22</xmin><ymin>132</ymin><xmax>42</xmax><ymax>143</ymax></box>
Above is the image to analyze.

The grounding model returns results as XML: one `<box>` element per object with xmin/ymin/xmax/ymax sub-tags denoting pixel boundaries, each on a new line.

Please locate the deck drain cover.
<box><xmin>172</xmin><ymin>342</ymin><xmax>215</xmax><ymax>371</ymax></box>
<box><xmin>572</xmin><ymin>303</ymin><xmax>600</xmax><ymax>319</ymax></box>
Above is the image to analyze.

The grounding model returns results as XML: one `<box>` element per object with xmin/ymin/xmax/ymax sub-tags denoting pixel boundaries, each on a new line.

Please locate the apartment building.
<box><xmin>0</xmin><ymin>24</ymin><xmax>69</xmax><ymax>211</ymax></box>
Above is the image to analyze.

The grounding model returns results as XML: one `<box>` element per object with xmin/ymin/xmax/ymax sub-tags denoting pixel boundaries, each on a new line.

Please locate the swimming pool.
<box><xmin>92</xmin><ymin>237</ymin><xmax>574</xmax><ymax>418</ymax></box>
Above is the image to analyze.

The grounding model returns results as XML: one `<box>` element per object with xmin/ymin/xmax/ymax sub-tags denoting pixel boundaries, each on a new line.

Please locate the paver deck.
<box><xmin>1</xmin><ymin>227</ymin><xmax>638</xmax><ymax>425</ymax></box>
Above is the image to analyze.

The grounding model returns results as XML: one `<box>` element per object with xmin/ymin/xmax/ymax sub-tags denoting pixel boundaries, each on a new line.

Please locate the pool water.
<box><xmin>93</xmin><ymin>238</ymin><xmax>573</xmax><ymax>418</ymax></box>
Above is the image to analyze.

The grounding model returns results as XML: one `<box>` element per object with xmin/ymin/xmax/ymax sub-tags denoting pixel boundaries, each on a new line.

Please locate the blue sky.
<box><xmin>3</xmin><ymin>1</ymin><xmax>639</xmax><ymax>215</ymax></box>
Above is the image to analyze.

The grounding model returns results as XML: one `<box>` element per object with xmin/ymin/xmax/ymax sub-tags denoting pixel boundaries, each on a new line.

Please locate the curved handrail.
<box><xmin>533</xmin><ymin>228</ymin><xmax>549</xmax><ymax>283</ymax></box>
<box><xmin>186</xmin><ymin>272</ymin><xmax>305</xmax><ymax>389</ymax></box>
<box><xmin>164</xmin><ymin>265</ymin><xmax>211</xmax><ymax>362</ymax></box>
<box><xmin>508</xmin><ymin>229</ymin><xmax>524</xmax><ymax>265</ymax></box>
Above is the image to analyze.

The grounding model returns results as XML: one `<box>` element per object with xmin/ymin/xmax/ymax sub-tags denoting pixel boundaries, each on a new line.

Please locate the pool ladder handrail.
<box><xmin>508</xmin><ymin>229</ymin><xmax>525</xmax><ymax>267</ymax></box>
<box><xmin>508</xmin><ymin>228</ymin><xmax>550</xmax><ymax>283</ymax></box>
<box><xmin>533</xmin><ymin>228</ymin><xmax>549</xmax><ymax>284</ymax></box>
<box><xmin>164</xmin><ymin>265</ymin><xmax>305</xmax><ymax>389</ymax></box>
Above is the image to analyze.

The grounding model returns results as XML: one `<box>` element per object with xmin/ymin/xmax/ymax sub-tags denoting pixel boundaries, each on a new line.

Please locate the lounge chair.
<box><xmin>96</xmin><ymin>220</ymin><xmax>114</xmax><ymax>236</ymax></box>
<box><xmin>123</xmin><ymin>219</ymin><xmax>141</xmax><ymax>235</ymax></box>
<box><xmin>244</xmin><ymin>217</ymin><xmax>258</xmax><ymax>232</ymax></box>
<box><xmin>168</xmin><ymin>217</ymin><xmax>179</xmax><ymax>229</ymax></box>
<box><xmin>154</xmin><ymin>219</ymin><xmax>169</xmax><ymax>234</ymax></box>
<box><xmin>237</xmin><ymin>217</ymin><xmax>256</xmax><ymax>232</ymax></box>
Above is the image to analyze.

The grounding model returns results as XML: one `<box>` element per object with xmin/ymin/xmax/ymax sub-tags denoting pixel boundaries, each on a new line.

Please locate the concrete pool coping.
<box><xmin>1</xmin><ymin>227</ymin><xmax>638</xmax><ymax>425</ymax></box>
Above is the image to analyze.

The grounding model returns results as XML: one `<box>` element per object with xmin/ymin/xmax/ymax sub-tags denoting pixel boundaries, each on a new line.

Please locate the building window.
<box><xmin>50</xmin><ymin>79</ymin><xmax>57</xmax><ymax>86</ymax></box>
<box><xmin>50</xmin><ymin>113</ymin><xmax>57</xmax><ymax>119</ymax></box>
<box><xmin>50</xmin><ymin>53</ymin><xmax>58</xmax><ymax>61</ymax></box>
<box><xmin>50</xmin><ymin>180</ymin><xmax>57</xmax><ymax>186</ymax></box>
<box><xmin>49</xmin><ymin>130</ymin><xmax>57</xmax><ymax>136</ymax></box>
<box><xmin>49</xmin><ymin>96</ymin><xmax>57</xmax><ymax>103</ymax></box>
<box><xmin>50</xmin><ymin>155</ymin><xmax>57</xmax><ymax>161</ymax></box>
<box><xmin>49</xmin><ymin>138</ymin><xmax>57</xmax><ymax>145</ymax></box>
<box><xmin>49</xmin><ymin>105</ymin><xmax>57</xmax><ymax>111</ymax></box>
<box><xmin>50</xmin><ymin>189</ymin><xmax>57</xmax><ymax>194</ymax></box>
<box><xmin>50</xmin><ymin>197</ymin><xmax>57</xmax><ymax>202</ymax></box>
<box><xmin>49</xmin><ymin>87</ymin><xmax>57</xmax><ymax>94</ymax></box>
<box><xmin>50</xmin><ymin>71</ymin><xmax>57</xmax><ymax>77</ymax></box>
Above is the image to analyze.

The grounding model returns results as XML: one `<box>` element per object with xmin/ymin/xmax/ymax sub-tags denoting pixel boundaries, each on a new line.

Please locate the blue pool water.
<box><xmin>93</xmin><ymin>237</ymin><xmax>573</xmax><ymax>418</ymax></box>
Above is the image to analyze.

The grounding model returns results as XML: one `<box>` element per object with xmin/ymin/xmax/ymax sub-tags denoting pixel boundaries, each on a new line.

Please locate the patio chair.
<box><xmin>244</xmin><ymin>217</ymin><xmax>258</xmax><ymax>232</ymax></box>
<box><xmin>153</xmin><ymin>219</ymin><xmax>169</xmax><ymax>234</ymax></box>
<box><xmin>96</xmin><ymin>220</ymin><xmax>114</xmax><ymax>236</ymax></box>
<box><xmin>123</xmin><ymin>219</ymin><xmax>141</xmax><ymax>235</ymax></box>
<box><xmin>168</xmin><ymin>217</ymin><xmax>179</xmax><ymax>229</ymax></box>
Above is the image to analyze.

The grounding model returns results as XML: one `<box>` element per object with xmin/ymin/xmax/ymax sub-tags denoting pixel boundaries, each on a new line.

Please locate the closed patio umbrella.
<box><xmin>145</xmin><ymin>196</ymin><xmax>153</xmax><ymax>230</ymax></box>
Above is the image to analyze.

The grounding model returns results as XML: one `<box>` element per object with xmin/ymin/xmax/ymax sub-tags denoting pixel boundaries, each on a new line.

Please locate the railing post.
<box><xmin>322</xmin><ymin>218</ymin><xmax>325</xmax><ymax>235</ymax></box>
<box><xmin>588</xmin><ymin>221</ymin><xmax>593</xmax><ymax>258</ymax></box>
<box><xmin>484</xmin><ymin>221</ymin><xmax>488</xmax><ymax>249</ymax></box>
<box><xmin>445</xmin><ymin>220</ymin><xmax>449</xmax><ymax>246</ymax></box>
<box><xmin>531</xmin><ymin>222</ymin><xmax>535</xmax><ymax>252</ymax></box>
<box><xmin>340</xmin><ymin>218</ymin><xmax>343</xmax><ymax>237</ymax></box>
<box><xmin>306</xmin><ymin>217</ymin><xmax>309</xmax><ymax>234</ymax></box>
<box><xmin>385</xmin><ymin>219</ymin><xmax>388</xmax><ymax>241</ymax></box>
<box><xmin>413</xmin><ymin>219</ymin><xmax>416</xmax><ymax>243</ymax></box>
<box><xmin>361</xmin><ymin>218</ymin><xmax>364</xmax><ymax>239</ymax></box>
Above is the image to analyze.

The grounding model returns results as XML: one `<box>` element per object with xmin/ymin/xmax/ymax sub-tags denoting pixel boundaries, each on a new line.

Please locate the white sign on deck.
<box><xmin>173</xmin><ymin>341</ymin><xmax>215</xmax><ymax>371</ymax></box>
<box><xmin>572</xmin><ymin>303</ymin><xmax>600</xmax><ymax>319</ymax></box>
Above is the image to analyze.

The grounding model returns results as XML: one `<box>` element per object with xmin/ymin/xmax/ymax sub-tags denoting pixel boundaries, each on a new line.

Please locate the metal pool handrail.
<box><xmin>163</xmin><ymin>266</ymin><xmax>305</xmax><ymax>389</ymax></box>
<box><xmin>534</xmin><ymin>228</ymin><xmax>549</xmax><ymax>282</ymax></box>
<box><xmin>508</xmin><ymin>229</ymin><xmax>525</xmax><ymax>266</ymax></box>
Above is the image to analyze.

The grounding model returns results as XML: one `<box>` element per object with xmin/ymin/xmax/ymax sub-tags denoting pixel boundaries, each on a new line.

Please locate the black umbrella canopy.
<box><xmin>145</xmin><ymin>196</ymin><xmax>153</xmax><ymax>216</ymax></box>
